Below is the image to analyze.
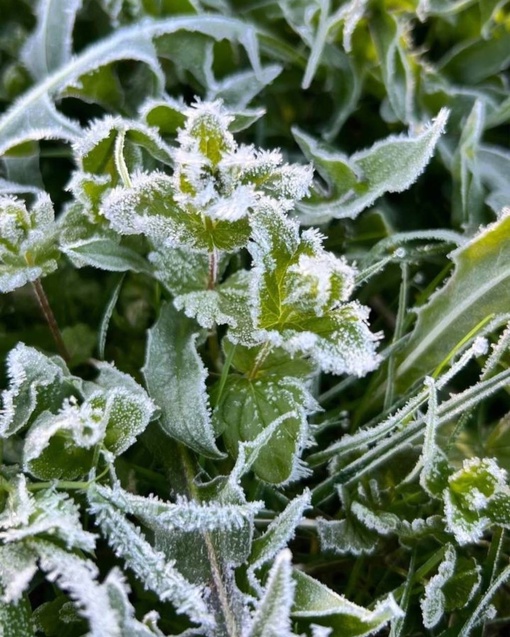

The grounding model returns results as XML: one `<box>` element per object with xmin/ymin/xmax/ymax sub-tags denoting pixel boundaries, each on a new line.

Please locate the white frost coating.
<box><xmin>89</xmin><ymin>492</ymin><xmax>213</xmax><ymax>628</ymax></box>
<box><xmin>443</xmin><ymin>457</ymin><xmax>510</xmax><ymax>544</ymax></box>
<box><xmin>247</xmin><ymin>549</ymin><xmax>295</xmax><ymax>637</ymax></box>
<box><xmin>174</xmin><ymin>290</ymin><xmax>238</xmax><ymax>329</ymax></box>
<box><xmin>94</xmin><ymin>483</ymin><xmax>263</xmax><ymax>535</ymax></box>
<box><xmin>351</xmin><ymin>501</ymin><xmax>399</xmax><ymax>535</ymax></box>
<box><xmin>0</xmin><ymin>343</ymin><xmax>70</xmax><ymax>439</ymax></box>
<box><xmin>34</xmin><ymin>540</ymin><xmax>122</xmax><ymax>637</ymax></box>
<box><xmin>420</xmin><ymin>544</ymin><xmax>456</xmax><ymax>628</ymax></box>
<box><xmin>248</xmin><ymin>490</ymin><xmax>311</xmax><ymax>592</ymax></box>
<box><xmin>0</xmin><ymin>486</ymin><xmax>97</xmax><ymax>552</ymax></box>
<box><xmin>0</xmin><ymin>544</ymin><xmax>38</xmax><ymax>603</ymax></box>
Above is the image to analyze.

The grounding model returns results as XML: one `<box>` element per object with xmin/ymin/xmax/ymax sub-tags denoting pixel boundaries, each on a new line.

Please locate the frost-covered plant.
<box><xmin>1</xmin><ymin>1</ymin><xmax>510</xmax><ymax>636</ymax></box>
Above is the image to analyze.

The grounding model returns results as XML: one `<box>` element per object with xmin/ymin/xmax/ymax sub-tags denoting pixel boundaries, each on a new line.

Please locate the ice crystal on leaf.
<box><xmin>0</xmin><ymin>194</ymin><xmax>59</xmax><ymax>293</ymax></box>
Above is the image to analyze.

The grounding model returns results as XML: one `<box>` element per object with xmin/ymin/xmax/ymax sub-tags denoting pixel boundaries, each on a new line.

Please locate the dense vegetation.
<box><xmin>1</xmin><ymin>1</ymin><xmax>510</xmax><ymax>635</ymax></box>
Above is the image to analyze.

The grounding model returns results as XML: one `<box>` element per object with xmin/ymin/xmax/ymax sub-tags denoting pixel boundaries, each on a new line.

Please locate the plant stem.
<box><xmin>114</xmin><ymin>129</ymin><xmax>132</xmax><ymax>188</ymax></box>
<box><xmin>31</xmin><ymin>278</ymin><xmax>71</xmax><ymax>362</ymax></box>
<box><xmin>178</xmin><ymin>443</ymin><xmax>240</xmax><ymax>637</ymax></box>
<box><xmin>208</xmin><ymin>248</ymin><xmax>218</xmax><ymax>290</ymax></box>
<box><xmin>247</xmin><ymin>341</ymin><xmax>272</xmax><ymax>380</ymax></box>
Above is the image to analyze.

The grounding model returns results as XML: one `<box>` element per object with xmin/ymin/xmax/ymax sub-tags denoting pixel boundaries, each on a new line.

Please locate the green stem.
<box><xmin>215</xmin><ymin>343</ymin><xmax>237</xmax><ymax>405</ymax></box>
<box><xmin>31</xmin><ymin>278</ymin><xmax>71</xmax><ymax>362</ymax></box>
<box><xmin>384</xmin><ymin>262</ymin><xmax>408</xmax><ymax>410</ymax></box>
<box><xmin>247</xmin><ymin>341</ymin><xmax>272</xmax><ymax>380</ymax></box>
<box><xmin>178</xmin><ymin>444</ymin><xmax>240</xmax><ymax>637</ymax></box>
<box><xmin>207</xmin><ymin>248</ymin><xmax>218</xmax><ymax>290</ymax></box>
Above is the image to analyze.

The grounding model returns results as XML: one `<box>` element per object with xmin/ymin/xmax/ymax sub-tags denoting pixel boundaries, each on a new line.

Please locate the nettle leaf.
<box><xmin>250</xmin><ymin>207</ymin><xmax>380</xmax><ymax>377</ymax></box>
<box><xmin>0</xmin><ymin>344</ymin><xmax>75</xmax><ymax>439</ymax></box>
<box><xmin>88</xmin><ymin>487</ymin><xmax>212</xmax><ymax>629</ymax></box>
<box><xmin>144</xmin><ymin>302</ymin><xmax>224</xmax><ymax>458</ymax></box>
<box><xmin>292</xmin><ymin>569</ymin><xmax>402</xmax><ymax>635</ymax></box>
<box><xmin>248</xmin><ymin>490</ymin><xmax>311</xmax><ymax>590</ymax></box>
<box><xmin>0</xmin><ymin>194</ymin><xmax>59</xmax><ymax>293</ymax></box>
<box><xmin>420</xmin><ymin>544</ymin><xmax>481</xmax><ymax>629</ymax></box>
<box><xmin>317</xmin><ymin>516</ymin><xmax>379</xmax><ymax>556</ymax></box>
<box><xmin>225</xmin><ymin>341</ymin><xmax>316</xmax><ymax>380</ymax></box>
<box><xmin>102</xmin><ymin>170</ymin><xmax>252</xmax><ymax>252</ymax></box>
<box><xmin>397</xmin><ymin>211</ymin><xmax>510</xmax><ymax>387</ymax></box>
<box><xmin>215</xmin><ymin>374</ymin><xmax>317</xmax><ymax>485</ymax></box>
<box><xmin>22</xmin><ymin>0</ymin><xmax>83</xmax><ymax>81</ymax></box>
<box><xmin>248</xmin><ymin>549</ymin><xmax>296</xmax><ymax>637</ymax></box>
<box><xmin>149</xmin><ymin>245</ymin><xmax>210</xmax><ymax>295</ymax></box>
<box><xmin>444</xmin><ymin>457</ymin><xmax>510</xmax><ymax>544</ymax></box>
<box><xmin>0</xmin><ymin>476</ymin><xmax>96</xmax><ymax>551</ymax></box>
<box><xmin>293</xmin><ymin>109</ymin><xmax>449</xmax><ymax>223</ymax></box>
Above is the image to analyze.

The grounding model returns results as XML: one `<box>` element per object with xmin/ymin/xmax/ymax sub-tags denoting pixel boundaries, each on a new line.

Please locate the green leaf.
<box><xmin>0</xmin><ymin>15</ymin><xmax>263</xmax><ymax>155</ymax></box>
<box><xmin>250</xmin><ymin>207</ymin><xmax>379</xmax><ymax>376</ymax></box>
<box><xmin>215</xmin><ymin>374</ymin><xmax>316</xmax><ymax>484</ymax></box>
<box><xmin>248</xmin><ymin>549</ymin><xmax>296</xmax><ymax>637</ymax></box>
<box><xmin>293</xmin><ymin>109</ymin><xmax>449</xmax><ymax>223</ymax></box>
<box><xmin>225</xmin><ymin>341</ymin><xmax>315</xmax><ymax>380</ymax></box>
<box><xmin>0</xmin><ymin>344</ymin><xmax>75</xmax><ymax>439</ymax></box>
<box><xmin>0</xmin><ymin>597</ymin><xmax>35</xmax><ymax>637</ymax></box>
<box><xmin>420</xmin><ymin>545</ymin><xmax>481</xmax><ymax>629</ymax></box>
<box><xmin>0</xmin><ymin>194</ymin><xmax>60</xmax><ymax>293</ymax></box>
<box><xmin>143</xmin><ymin>302</ymin><xmax>224</xmax><ymax>458</ymax></box>
<box><xmin>0</xmin><ymin>544</ymin><xmax>38</xmax><ymax>604</ymax></box>
<box><xmin>292</xmin><ymin>569</ymin><xmax>402</xmax><ymax>635</ymax></box>
<box><xmin>444</xmin><ymin>456</ymin><xmax>510</xmax><ymax>544</ymax></box>
<box><xmin>22</xmin><ymin>0</ymin><xmax>83</xmax><ymax>80</ymax></box>
<box><xmin>397</xmin><ymin>212</ymin><xmax>510</xmax><ymax>386</ymax></box>
<box><xmin>248</xmin><ymin>490</ymin><xmax>311</xmax><ymax>588</ymax></box>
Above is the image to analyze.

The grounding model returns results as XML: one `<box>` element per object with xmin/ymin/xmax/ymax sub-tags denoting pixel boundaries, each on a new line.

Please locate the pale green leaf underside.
<box><xmin>143</xmin><ymin>302</ymin><xmax>224</xmax><ymax>458</ymax></box>
<box><xmin>397</xmin><ymin>212</ymin><xmax>510</xmax><ymax>386</ymax></box>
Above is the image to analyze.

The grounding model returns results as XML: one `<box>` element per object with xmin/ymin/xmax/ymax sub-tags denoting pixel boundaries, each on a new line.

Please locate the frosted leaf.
<box><xmin>292</xmin><ymin>569</ymin><xmax>403</xmax><ymax>635</ymax></box>
<box><xmin>249</xmin><ymin>206</ymin><xmax>380</xmax><ymax>377</ymax></box>
<box><xmin>350</xmin><ymin>501</ymin><xmax>399</xmax><ymax>536</ymax></box>
<box><xmin>206</xmin><ymin>65</ymin><xmax>282</xmax><ymax>110</ymax></box>
<box><xmin>294</xmin><ymin>109</ymin><xmax>449</xmax><ymax>224</ymax></box>
<box><xmin>247</xmin><ymin>549</ymin><xmax>296</xmax><ymax>637</ymax></box>
<box><xmin>143</xmin><ymin>302</ymin><xmax>224</xmax><ymax>458</ymax></box>
<box><xmin>93</xmin><ymin>483</ymin><xmax>263</xmax><ymax>536</ymax></box>
<box><xmin>33</xmin><ymin>541</ymin><xmax>122</xmax><ymax>637</ymax></box>
<box><xmin>175</xmin><ymin>290</ymin><xmax>236</xmax><ymax>329</ymax></box>
<box><xmin>0</xmin><ymin>344</ymin><xmax>73</xmax><ymax>439</ymax></box>
<box><xmin>317</xmin><ymin>518</ymin><xmax>379</xmax><ymax>556</ymax></box>
<box><xmin>248</xmin><ymin>490</ymin><xmax>311</xmax><ymax>592</ymax></box>
<box><xmin>0</xmin><ymin>194</ymin><xmax>59</xmax><ymax>293</ymax></box>
<box><xmin>22</xmin><ymin>0</ymin><xmax>83</xmax><ymax>81</ymax></box>
<box><xmin>88</xmin><ymin>488</ymin><xmax>212</xmax><ymax>628</ymax></box>
<box><xmin>0</xmin><ymin>484</ymin><xmax>96</xmax><ymax>552</ymax></box>
<box><xmin>216</xmin><ymin>375</ymin><xmax>318</xmax><ymax>485</ymax></box>
<box><xmin>149</xmin><ymin>246</ymin><xmax>210</xmax><ymax>295</ymax></box>
<box><xmin>443</xmin><ymin>456</ymin><xmax>510</xmax><ymax>544</ymax></box>
<box><xmin>0</xmin><ymin>544</ymin><xmax>38</xmax><ymax>603</ymax></box>
<box><xmin>73</xmin><ymin>115</ymin><xmax>173</xmax><ymax>170</ymax></box>
<box><xmin>420</xmin><ymin>545</ymin><xmax>481</xmax><ymax>629</ymax></box>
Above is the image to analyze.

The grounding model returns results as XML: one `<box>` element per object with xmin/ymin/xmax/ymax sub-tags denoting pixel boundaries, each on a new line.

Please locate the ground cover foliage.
<box><xmin>0</xmin><ymin>0</ymin><xmax>509</xmax><ymax>635</ymax></box>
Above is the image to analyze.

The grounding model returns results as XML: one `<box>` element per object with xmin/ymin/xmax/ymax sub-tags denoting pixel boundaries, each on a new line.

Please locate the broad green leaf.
<box><xmin>143</xmin><ymin>302</ymin><xmax>224</xmax><ymax>458</ymax></box>
<box><xmin>215</xmin><ymin>374</ymin><xmax>317</xmax><ymax>484</ymax></box>
<box><xmin>420</xmin><ymin>544</ymin><xmax>481</xmax><ymax>629</ymax></box>
<box><xmin>317</xmin><ymin>517</ymin><xmax>379</xmax><ymax>556</ymax></box>
<box><xmin>149</xmin><ymin>246</ymin><xmax>210</xmax><ymax>295</ymax></box>
<box><xmin>0</xmin><ymin>194</ymin><xmax>59</xmax><ymax>293</ymax></box>
<box><xmin>207</xmin><ymin>65</ymin><xmax>282</xmax><ymax>110</ymax></box>
<box><xmin>0</xmin><ymin>344</ymin><xmax>74</xmax><ymax>439</ymax></box>
<box><xmin>0</xmin><ymin>16</ymin><xmax>263</xmax><ymax>155</ymax></box>
<box><xmin>397</xmin><ymin>212</ymin><xmax>510</xmax><ymax>386</ymax></box>
<box><xmin>22</xmin><ymin>0</ymin><xmax>83</xmax><ymax>80</ymax></box>
<box><xmin>250</xmin><ymin>207</ymin><xmax>379</xmax><ymax>376</ymax></box>
<box><xmin>0</xmin><ymin>597</ymin><xmax>35</xmax><ymax>637</ymax></box>
<box><xmin>292</xmin><ymin>569</ymin><xmax>402</xmax><ymax>635</ymax></box>
<box><xmin>478</xmin><ymin>145</ymin><xmax>510</xmax><ymax>215</ymax></box>
<box><xmin>444</xmin><ymin>456</ymin><xmax>510</xmax><ymax>544</ymax></box>
<box><xmin>248</xmin><ymin>549</ymin><xmax>295</xmax><ymax>637</ymax></box>
<box><xmin>102</xmin><ymin>171</ymin><xmax>252</xmax><ymax>252</ymax></box>
<box><xmin>225</xmin><ymin>341</ymin><xmax>315</xmax><ymax>380</ymax></box>
<box><xmin>293</xmin><ymin>109</ymin><xmax>449</xmax><ymax>223</ymax></box>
